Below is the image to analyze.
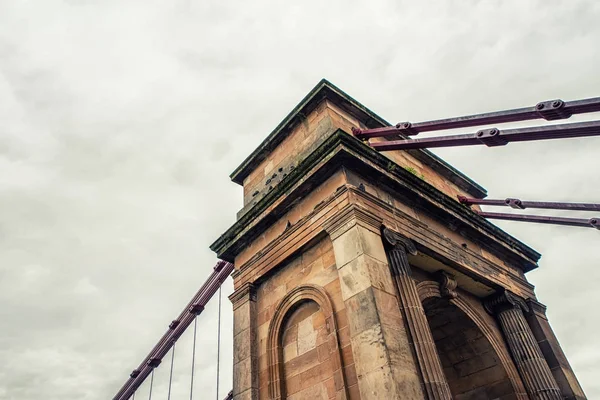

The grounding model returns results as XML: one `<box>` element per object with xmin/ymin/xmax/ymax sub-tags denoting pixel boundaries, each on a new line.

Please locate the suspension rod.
<box><xmin>112</xmin><ymin>260</ymin><xmax>234</xmax><ymax>400</ymax></box>
<box><xmin>352</xmin><ymin>96</ymin><xmax>600</xmax><ymax>139</ymax></box>
<box><xmin>458</xmin><ymin>196</ymin><xmax>600</xmax><ymax>212</ymax></box>
<box><xmin>476</xmin><ymin>211</ymin><xmax>599</xmax><ymax>229</ymax></box>
<box><xmin>368</xmin><ymin>120</ymin><xmax>600</xmax><ymax>152</ymax></box>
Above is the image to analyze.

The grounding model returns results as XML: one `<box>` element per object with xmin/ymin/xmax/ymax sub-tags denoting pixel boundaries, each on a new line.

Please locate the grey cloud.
<box><xmin>0</xmin><ymin>0</ymin><xmax>599</xmax><ymax>399</ymax></box>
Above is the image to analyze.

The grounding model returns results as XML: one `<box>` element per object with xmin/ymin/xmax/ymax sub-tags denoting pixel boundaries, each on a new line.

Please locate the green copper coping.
<box><xmin>230</xmin><ymin>78</ymin><xmax>488</xmax><ymax>199</ymax></box>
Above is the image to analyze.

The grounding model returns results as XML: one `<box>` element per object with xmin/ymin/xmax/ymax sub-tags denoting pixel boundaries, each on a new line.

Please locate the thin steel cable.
<box><xmin>167</xmin><ymin>342</ymin><xmax>176</xmax><ymax>400</ymax></box>
<box><xmin>189</xmin><ymin>316</ymin><xmax>198</xmax><ymax>400</ymax></box>
<box><xmin>148</xmin><ymin>369</ymin><xmax>155</xmax><ymax>400</ymax></box>
<box><xmin>216</xmin><ymin>284</ymin><xmax>222</xmax><ymax>400</ymax></box>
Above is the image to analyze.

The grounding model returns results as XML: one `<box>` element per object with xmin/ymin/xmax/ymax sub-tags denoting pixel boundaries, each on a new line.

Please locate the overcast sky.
<box><xmin>1</xmin><ymin>1</ymin><xmax>599</xmax><ymax>399</ymax></box>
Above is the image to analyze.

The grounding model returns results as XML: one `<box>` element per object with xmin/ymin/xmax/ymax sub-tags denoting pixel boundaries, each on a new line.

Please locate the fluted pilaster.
<box><xmin>486</xmin><ymin>291</ymin><xmax>562</xmax><ymax>400</ymax></box>
<box><xmin>383</xmin><ymin>227</ymin><xmax>452</xmax><ymax>400</ymax></box>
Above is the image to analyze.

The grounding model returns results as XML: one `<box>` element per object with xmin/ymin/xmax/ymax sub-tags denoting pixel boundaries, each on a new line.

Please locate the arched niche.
<box><xmin>267</xmin><ymin>284</ymin><xmax>348</xmax><ymax>399</ymax></box>
<box><xmin>417</xmin><ymin>281</ymin><xmax>528</xmax><ymax>399</ymax></box>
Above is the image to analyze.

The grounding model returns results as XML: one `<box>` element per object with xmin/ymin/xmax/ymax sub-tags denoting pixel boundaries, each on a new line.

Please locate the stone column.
<box><xmin>382</xmin><ymin>227</ymin><xmax>453</xmax><ymax>400</ymax></box>
<box><xmin>324</xmin><ymin>205</ymin><xmax>424</xmax><ymax>399</ymax></box>
<box><xmin>485</xmin><ymin>291</ymin><xmax>562</xmax><ymax>400</ymax></box>
<box><xmin>229</xmin><ymin>283</ymin><xmax>258</xmax><ymax>400</ymax></box>
<box><xmin>525</xmin><ymin>299</ymin><xmax>586</xmax><ymax>399</ymax></box>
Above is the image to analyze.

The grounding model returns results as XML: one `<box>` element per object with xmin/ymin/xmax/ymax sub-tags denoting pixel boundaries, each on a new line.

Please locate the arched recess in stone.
<box><xmin>416</xmin><ymin>280</ymin><xmax>528</xmax><ymax>399</ymax></box>
<box><xmin>267</xmin><ymin>284</ymin><xmax>348</xmax><ymax>400</ymax></box>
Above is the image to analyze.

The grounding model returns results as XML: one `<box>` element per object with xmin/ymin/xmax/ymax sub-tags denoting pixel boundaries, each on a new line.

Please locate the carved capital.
<box><xmin>229</xmin><ymin>282</ymin><xmax>257</xmax><ymax>309</ymax></box>
<box><xmin>381</xmin><ymin>227</ymin><xmax>417</xmax><ymax>255</ymax></box>
<box><xmin>484</xmin><ymin>290</ymin><xmax>527</xmax><ymax>315</ymax></box>
<box><xmin>435</xmin><ymin>270</ymin><xmax>458</xmax><ymax>299</ymax></box>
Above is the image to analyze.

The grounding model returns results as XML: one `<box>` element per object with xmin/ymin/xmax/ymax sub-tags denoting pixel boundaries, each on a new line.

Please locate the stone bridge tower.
<box><xmin>211</xmin><ymin>80</ymin><xmax>585</xmax><ymax>400</ymax></box>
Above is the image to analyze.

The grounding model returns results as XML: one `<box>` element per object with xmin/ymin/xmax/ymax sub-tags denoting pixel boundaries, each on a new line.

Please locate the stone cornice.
<box><xmin>228</xmin><ymin>282</ymin><xmax>257</xmax><ymax>309</ymax></box>
<box><xmin>211</xmin><ymin>128</ymin><xmax>540</xmax><ymax>271</ymax></box>
<box><xmin>230</xmin><ymin>186</ymin><xmax>346</xmax><ymax>280</ymax></box>
<box><xmin>322</xmin><ymin>203</ymin><xmax>383</xmax><ymax>240</ymax></box>
<box><xmin>350</xmin><ymin>187</ymin><xmax>536</xmax><ymax>298</ymax></box>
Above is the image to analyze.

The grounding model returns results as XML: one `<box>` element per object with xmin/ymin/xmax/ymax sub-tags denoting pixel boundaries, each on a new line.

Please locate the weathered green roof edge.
<box><xmin>229</xmin><ymin>78</ymin><xmax>488</xmax><ymax>199</ymax></box>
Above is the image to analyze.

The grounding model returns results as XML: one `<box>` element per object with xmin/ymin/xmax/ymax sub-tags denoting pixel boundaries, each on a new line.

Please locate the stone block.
<box><xmin>233</xmin><ymin>357</ymin><xmax>253</xmax><ymax>395</ymax></box>
<box><xmin>332</xmin><ymin>226</ymin><xmax>363</xmax><ymax>268</ymax></box>
<box><xmin>337</xmin><ymin>325</ymin><xmax>351</xmax><ymax>348</ymax></box>
<box><xmin>232</xmin><ymin>387</ymin><xmax>258</xmax><ymax>400</ymax></box>
<box><xmin>313</xmin><ymin>309</ymin><xmax>326</xmax><ymax>329</ymax></box>
<box><xmin>258</xmin><ymin>354</ymin><xmax>268</xmax><ymax>374</ymax></box>
<box><xmin>347</xmin><ymin>383</ymin><xmax>361</xmax><ymax>400</ymax></box>
<box><xmin>234</xmin><ymin>301</ymin><xmax>251</xmax><ymax>336</ymax></box>
<box><xmin>344</xmin><ymin>364</ymin><xmax>358</xmax><ymax>387</ymax></box>
<box><xmin>257</xmin><ymin>323</ymin><xmax>269</xmax><ymax>357</ymax></box>
<box><xmin>258</xmin><ymin>383</ymin><xmax>268</xmax><ymax>400</ymax></box>
<box><xmin>379</xmin><ymin>320</ymin><xmax>415</xmax><ymax>372</ymax></box>
<box><xmin>323</xmin><ymin>376</ymin><xmax>336</xmax><ymax>399</ymax></box>
<box><xmin>234</xmin><ymin>327</ymin><xmax>252</xmax><ymax>364</ymax></box>
<box><xmin>284</xmin><ymin>347</ymin><xmax>320</xmax><ymax>379</ymax></box>
<box><xmin>356</xmin><ymin>365</ymin><xmax>397</xmax><ymax>399</ymax></box>
<box><xmin>332</xmin><ymin>224</ymin><xmax>388</xmax><ymax>271</ymax></box>
<box><xmin>317</xmin><ymin>343</ymin><xmax>331</xmax><ymax>363</ymax></box>
<box><xmin>286</xmin><ymin>373</ymin><xmax>303</xmax><ymax>396</ymax></box>
<box><xmin>389</xmin><ymin>369</ymin><xmax>425</xmax><ymax>399</ymax></box>
<box><xmin>346</xmin><ymin>287</ymin><xmax>384</xmax><ymax>337</ymax></box>
<box><xmin>306</xmin><ymin>263</ymin><xmax>339</xmax><ymax>289</ymax></box>
<box><xmin>366</xmin><ymin>257</ymin><xmax>395</xmax><ymax>296</ymax></box>
<box><xmin>335</xmin><ymin>309</ymin><xmax>348</xmax><ymax>329</ymax></box>
<box><xmin>258</xmin><ymin>283</ymin><xmax>286</xmax><ymax>309</ymax></box>
<box><xmin>336</xmin><ymin>342</ymin><xmax>351</xmax><ymax>363</ymax></box>
<box><xmin>372</xmin><ymin>287</ymin><xmax>403</xmax><ymax>327</ymax></box>
<box><xmin>298</xmin><ymin>316</ymin><xmax>318</xmax><ymax>355</ymax></box>
<box><xmin>284</xmin><ymin>342</ymin><xmax>298</xmax><ymax>361</ymax></box>
<box><xmin>288</xmin><ymin>382</ymin><xmax>328</xmax><ymax>400</ymax></box>
<box><xmin>283</xmin><ymin>323</ymin><xmax>298</xmax><ymax>346</ymax></box>
<box><xmin>302</xmin><ymin>243</ymin><xmax>323</xmax><ymax>267</ymax></box>
<box><xmin>301</xmin><ymin>363</ymin><xmax>328</xmax><ymax>391</ymax></box>
<box><xmin>338</xmin><ymin>256</ymin><xmax>373</xmax><ymax>300</ymax></box>
<box><xmin>325</xmin><ymin>280</ymin><xmax>346</xmax><ymax>313</ymax></box>
<box><xmin>358</xmin><ymin>228</ymin><xmax>388</xmax><ymax>265</ymax></box>
<box><xmin>256</xmin><ymin>305</ymin><xmax>273</xmax><ymax>328</ymax></box>
<box><xmin>455</xmin><ymin>351</ymin><xmax>498</xmax><ymax>377</ymax></box>
<box><xmin>349</xmin><ymin>324</ymin><xmax>388</xmax><ymax>375</ymax></box>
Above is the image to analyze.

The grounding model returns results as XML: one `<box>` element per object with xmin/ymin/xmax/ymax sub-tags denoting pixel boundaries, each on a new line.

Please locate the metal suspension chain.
<box><xmin>112</xmin><ymin>261</ymin><xmax>234</xmax><ymax>400</ymax></box>
<box><xmin>189</xmin><ymin>316</ymin><xmax>198</xmax><ymax>400</ymax></box>
<box><xmin>167</xmin><ymin>342</ymin><xmax>176</xmax><ymax>400</ymax></box>
<box><xmin>216</xmin><ymin>284</ymin><xmax>222</xmax><ymax>400</ymax></box>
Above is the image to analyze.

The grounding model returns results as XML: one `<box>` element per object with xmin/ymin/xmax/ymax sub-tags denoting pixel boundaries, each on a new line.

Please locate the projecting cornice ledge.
<box><xmin>211</xmin><ymin>129</ymin><xmax>540</xmax><ymax>271</ymax></box>
<box><xmin>322</xmin><ymin>203</ymin><xmax>383</xmax><ymax>241</ymax></box>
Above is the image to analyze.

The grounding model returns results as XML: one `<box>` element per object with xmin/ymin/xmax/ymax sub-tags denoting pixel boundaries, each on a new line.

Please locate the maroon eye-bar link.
<box><xmin>458</xmin><ymin>196</ymin><xmax>600</xmax><ymax>230</ymax></box>
<box><xmin>474</xmin><ymin>211</ymin><xmax>599</xmax><ymax>230</ymax></box>
<box><xmin>366</xmin><ymin>120</ymin><xmax>600</xmax><ymax>151</ymax></box>
<box><xmin>352</xmin><ymin>96</ymin><xmax>600</xmax><ymax>139</ymax></box>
